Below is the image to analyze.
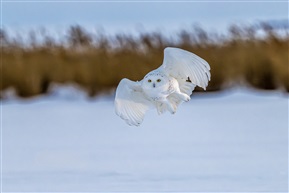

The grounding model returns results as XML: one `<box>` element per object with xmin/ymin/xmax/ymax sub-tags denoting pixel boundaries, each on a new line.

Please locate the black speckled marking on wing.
<box><xmin>144</xmin><ymin>71</ymin><xmax>165</xmax><ymax>79</ymax></box>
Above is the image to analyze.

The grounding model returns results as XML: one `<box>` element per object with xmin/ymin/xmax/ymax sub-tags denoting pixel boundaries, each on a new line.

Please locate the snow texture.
<box><xmin>1</xmin><ymin>86</ymin><xmax>288</xmax><ymax>192</ymax></box>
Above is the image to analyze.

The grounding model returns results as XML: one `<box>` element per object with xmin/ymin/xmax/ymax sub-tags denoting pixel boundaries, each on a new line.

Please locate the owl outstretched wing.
<box><xmin>159</xmin><ymin>47</ymin><xmax>211</xmax><ymax>90</ymax></box>
<box><xmin>155</xmin><ymin>47</ymin><xmax>210</xmax><ymax>114</ymax></box>
<box><xmin>115</xmin><ymin>78</ymin><xmax>152</xmax><ymax>126</ymax></box>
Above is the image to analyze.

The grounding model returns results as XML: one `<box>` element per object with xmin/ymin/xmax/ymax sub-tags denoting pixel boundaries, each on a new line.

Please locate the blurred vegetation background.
<box><xmin>1</xmin><ymin>21</ymin><xmax>288</xmax><ymax>98</ymax></box>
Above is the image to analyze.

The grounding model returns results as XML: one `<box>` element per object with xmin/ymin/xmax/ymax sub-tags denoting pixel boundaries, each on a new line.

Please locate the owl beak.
<box><xmin>153</xmin><ymin>83</ymin><xmax>156</xmax><ymax>88</ymax></box>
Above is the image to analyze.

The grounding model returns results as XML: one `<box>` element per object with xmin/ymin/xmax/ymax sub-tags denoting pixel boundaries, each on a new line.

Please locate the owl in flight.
<box><xmin>115</xmin><ymin>47</ymin><xmax>211</xmax><ymax>126</ymax></box>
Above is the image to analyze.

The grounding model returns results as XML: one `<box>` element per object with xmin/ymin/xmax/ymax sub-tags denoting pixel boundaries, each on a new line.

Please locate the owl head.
<box><xmin>141</xmin><ymin>72</ymin><xmax>168</xmax><ymax>90</ymax></box>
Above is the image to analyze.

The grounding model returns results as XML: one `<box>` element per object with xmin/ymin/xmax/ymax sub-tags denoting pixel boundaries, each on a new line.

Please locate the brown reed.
<box><xmin>1</xmin><ymin>23</ymin><xmax>288</xmax><ymax>98</ymax></box>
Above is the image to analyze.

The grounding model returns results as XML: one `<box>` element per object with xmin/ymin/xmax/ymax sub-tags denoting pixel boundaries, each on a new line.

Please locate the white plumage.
<box><xmin>115</xmin><ymin>47</ymin><xmax>211</xmax><ymax>126</ymax></box>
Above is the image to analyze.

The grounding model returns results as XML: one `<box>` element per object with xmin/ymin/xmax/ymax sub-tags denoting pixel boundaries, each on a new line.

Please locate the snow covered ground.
<box><xmin>1</xmin><ymin>87</ymin><xmax>288</xmax><ymax>192</ymax></box>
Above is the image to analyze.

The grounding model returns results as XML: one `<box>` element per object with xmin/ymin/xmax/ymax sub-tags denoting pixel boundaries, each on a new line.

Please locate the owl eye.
<box><xmin>157</xmin><ymin>79</ymin><xmax>161</xmax><ymax>82</ymax></box>
<box><xmin>148</xmin><ymin>79</ymin><xmax>152</xmax><ymax>83</ymax></box>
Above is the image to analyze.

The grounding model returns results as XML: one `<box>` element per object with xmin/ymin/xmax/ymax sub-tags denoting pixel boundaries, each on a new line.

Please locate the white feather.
<box><xmin>114</xmin><ymin>78</ymin><xmax>151</xmax><ymax>126</ymax></box>
<box><xmin>159</xmin><ymin>47</ymin><xmax>211</xmax><ymax>90</ymax></box>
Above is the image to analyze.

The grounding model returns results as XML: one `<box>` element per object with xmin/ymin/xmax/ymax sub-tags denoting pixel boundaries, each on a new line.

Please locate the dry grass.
<box><xmin>1</xmin><ymin>23</ymin><xmax>288</xmax><ymax>98</ymax></box>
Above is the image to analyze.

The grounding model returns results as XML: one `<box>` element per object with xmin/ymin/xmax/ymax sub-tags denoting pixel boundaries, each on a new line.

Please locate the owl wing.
<box><xmin>159</xmin><ymin>47</ymin><xmax>211</xmax><ymax>90</ymax></box>
<box><xmin>155</xmin><ymin>47</ymin><xmax>210</xmax><ymax>114</ymax></box>
<box><xmin>115</xmin><ymin>78</ymin><xmax>152</xmax><ymax>126</ymax></box>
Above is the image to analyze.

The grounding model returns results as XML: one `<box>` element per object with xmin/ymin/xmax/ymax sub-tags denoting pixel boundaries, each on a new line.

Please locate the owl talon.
<box><xmin>178</xmin><ymin>93</ymin><xmax>190</xmax><ymax>102</ymax></box>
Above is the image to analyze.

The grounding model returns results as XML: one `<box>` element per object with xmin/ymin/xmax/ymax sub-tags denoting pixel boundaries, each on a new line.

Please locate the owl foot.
<box><xmin>168</xmin><ymin>104</ymin><xmax>177</xmax><ymax>114</ymax></box>
<box><xmin>170</xmin><ymin>108</ymin><xmax>177</xmax><ymax>114</ymax></box>
<box><xmin>176</xmin><ymin>92</ymin><xmax>190</xmax><ymax>102</ymax></box>
<box><xmin>184</xmin><ymin>95</ymin><xmax>190</xmax><ymax>102</ymax></box>
<box><xmin>163</xmin><ymin>100</ymin><xmax>177</xmax><ymax>114</ymax></box>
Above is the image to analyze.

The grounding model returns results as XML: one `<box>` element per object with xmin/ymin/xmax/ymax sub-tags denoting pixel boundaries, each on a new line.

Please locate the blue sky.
<box><xmin>2</xmin><ymin>1</ymin><xmax>288</xmax><ymax>35</ymax></box>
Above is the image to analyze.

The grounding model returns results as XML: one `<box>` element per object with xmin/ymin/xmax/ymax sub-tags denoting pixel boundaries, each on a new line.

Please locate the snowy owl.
<box><xmin>115</xmin><ymin>47</ymin><xmax>211</xmax><ymax>126</ymax></box>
